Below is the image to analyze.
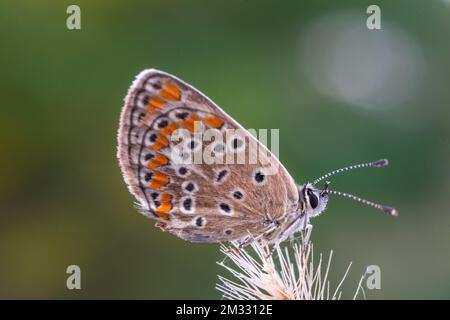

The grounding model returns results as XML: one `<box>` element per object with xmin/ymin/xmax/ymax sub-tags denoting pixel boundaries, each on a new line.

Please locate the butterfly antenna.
<box><xmin>312</xmin><ymin>159</ymin><xmax>389</xmax><ymax>185</ymax></box>
<box><xmin>328</xmin><ymin>189</ymin><xmax>399</xmax><ymax>217</ymax></box>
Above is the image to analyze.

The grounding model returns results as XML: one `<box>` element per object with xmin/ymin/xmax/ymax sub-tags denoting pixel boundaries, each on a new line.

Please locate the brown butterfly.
<box><xmin>117</xmin><ymin>69</ymin><xmax>398</xmax><ymax>247</ymax></box>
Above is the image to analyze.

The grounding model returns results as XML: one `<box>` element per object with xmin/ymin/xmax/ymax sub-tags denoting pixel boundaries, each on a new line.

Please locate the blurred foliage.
<box><xmin>0</xmin><ymin>0</ymin><xmax>449</xmax><ymax>299</ymax></box>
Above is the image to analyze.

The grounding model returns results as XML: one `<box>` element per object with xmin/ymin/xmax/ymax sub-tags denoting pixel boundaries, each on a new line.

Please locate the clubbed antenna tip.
<box><xmin>312</xmin><ymin>158</ymin><xmax>391</xmax><ymax>185</ymax></box>
<box><xmin>383</xmin><ymin>206</ymin><xmax>399</xmax><ymax>217</ymax></box>
<box><xmin>329</xmin><ymin>190</ymin><xmax>399</xmax><ymax>217</ymax></box>
<box><xmin>372</xmin><ymin>159</ymin><xmax>389</xmax><ymax>167</ymax></box>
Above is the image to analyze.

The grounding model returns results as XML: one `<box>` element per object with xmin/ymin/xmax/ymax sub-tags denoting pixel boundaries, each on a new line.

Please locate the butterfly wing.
<box><xmin>117</xmin><ymin>69</ymin><xmax>299</xmax><ymax>242</ymax></box>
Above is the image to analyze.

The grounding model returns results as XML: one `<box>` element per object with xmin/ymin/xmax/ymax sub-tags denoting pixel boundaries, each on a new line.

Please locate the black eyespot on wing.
<box><xmin>145</xmin><ymin>153</ymin><xmax>155</xmax><ymax>161</ymax></box>
<box><xmin>219</xmin><ymin>203</ymin><xmax>231</xmax><ymax>213</ymax></box>
<box><xmin>183</xmin><ymin>198</ymin><xmax>192</xmax><ymax>211</ymax></box>
<box><xmin>185</xmin><ymin>182</ymin><xmax>195</xmax><ymax>192</ymax></box>
<box><xmin>149</xmin><ymin>133</ymin><xmax>158</xmax><ymax>143</ymax></box>
<box><xmin>233</xmin><ymin>191</ymin><xmax>243</xmax><ymax>200</ymax></box>
<box><xmin>142</xmin><ymin>95</ymin><xmax>150</xmax><ymax>105</ymax></box>
<box><xmin>152</xmin><ymin>82</ymin><xmax>162</xmax><ymax>90</ymax></box>
<box><xmin>151</xmin><ymin>192</ymin><xmax>159</xmax><ymax>200</ymax></box>
<box><xmin>178</xmin><ymin>167</ymin><xmax>188</xmax><ymax>175</ymax></box>
<box><xmin>144</xmin><ymin>172</ymin><xmax>153</xmax><ymax>182</ymax></box>
<box><xmin>195</xmin><ymin>216</ymin><xmax>205</xmax><ymax>227</ymax></box>
<box><xmin>216</xmin><ymin>169</ymin><xmax>228</xmax><ymax>183</ymax></box>
<box><xmin>157</xmin><ymin>119</ymin><xmax>169</xmax><ymax>128</ymax></box>
<box><xmin>254</xmin><ymin>170</ymin><xmax>265</xmax><ymax>183</ymax></box>
<box><xmin>225</xmin><ymin>229</ymin><xmax>233</xmax><ymax>235</ymax></box>
<box><xmin>176</xmin><ymin>112</ymin><xmax>189</xmax><ymax>120</ymax></box>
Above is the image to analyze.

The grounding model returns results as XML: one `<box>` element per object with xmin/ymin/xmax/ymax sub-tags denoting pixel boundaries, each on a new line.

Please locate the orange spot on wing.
<box><xmin>140</xmin><ymin>97</ymin><xmax>166</xmax><ymax>127</ymax></box>
<box><xmin>203</xmin><ymin>116</ymin><xmax>224</xmax><ymax>129</ymax></box>
<box><xmin>149</xmin><ymin>171</ymin><xmax>169</xmax><ymax>189</ymax></box>
<box><xmin>150</xmin><ymin>134</ymin><xmax>169</xmax><ymax>150</ymax></box>
<box><xmin>156</xmin><ymin>212</ymin><xmax>170</xmax><ymax>220</ymax></box>
<box><xmin>159</xmin><ymin>122</ymin><xmax>179</xmax><ymax>135</ymax></box>
<box><xmin>181</xmin><ymin>114</ymin><xmax>201</xmax><ymax>132</ymax></box>
<box><xmin>155</xmin><ymin>193</ymin><xmax>172</xmax><ymax>216</ymax></box>
<box><xmin>147</xmin><ymin>153</ymin><xmax>169</xmax><ymax>169</ymax></box>
<box><xmin>160</xmin><ymin>82</ymin><xmax>181</xmax><ymax>100</ymax></box>
<box><xmin>148</xmin><ymin>96</ymin><xmax>165</xmax><ymax>112</ymax></box>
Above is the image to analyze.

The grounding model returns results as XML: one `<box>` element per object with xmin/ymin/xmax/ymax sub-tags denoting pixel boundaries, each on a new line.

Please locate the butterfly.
<box><xmin>117</xmin><ymin>69</ymin><xmax>398</xmax><ymax>247</ymax></box>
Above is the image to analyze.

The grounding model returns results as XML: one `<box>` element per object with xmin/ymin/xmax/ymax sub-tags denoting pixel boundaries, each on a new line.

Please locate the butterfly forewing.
<box><xmin>117</xmin><ymin>69</ymin><xmax>299</xmax><ymax>242</ymax></box>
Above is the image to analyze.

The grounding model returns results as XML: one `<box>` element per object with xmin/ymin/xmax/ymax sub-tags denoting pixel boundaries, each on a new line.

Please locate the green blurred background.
<box><xmin>1</xmin><ymin>0</ymin><xmax>449</xmax><ymax>299</ymax></box>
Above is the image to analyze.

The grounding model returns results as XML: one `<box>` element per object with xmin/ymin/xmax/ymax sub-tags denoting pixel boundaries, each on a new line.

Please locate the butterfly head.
<box><xmin>298</xmin><ymin>159</ymin><xmax>399</xmax><ymax>219</ymax></box>
<box><xmin>299</xmin><ymin>182</ymin><xmax>330</xmax><ymax>218</ymax></box>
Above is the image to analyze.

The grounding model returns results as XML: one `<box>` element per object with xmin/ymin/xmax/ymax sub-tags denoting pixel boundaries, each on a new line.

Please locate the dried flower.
<box><xmin>217</xmin><ymin>239</ymin><xmax>365</xmax><ymax>300</ymax></box>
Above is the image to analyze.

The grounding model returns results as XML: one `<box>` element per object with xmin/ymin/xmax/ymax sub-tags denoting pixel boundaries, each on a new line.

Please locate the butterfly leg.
<box><xmin>264</xmin><ymin>244</ymin><xmax>279</xmax><ymax>260</ymax></box>
<box><xmin>302</xmin><ymin>223</ymin><xmax>313</xmax><ymax>245</ymax></box>
<box><xmin>221</xmin><ymin>236</ymin><xmax>254</xmax><ymax>255</ymax></box>
<box><xmin>237</xmin><ymin>236</ymin><xmax>255</xmax><ymax>249</ymax></box>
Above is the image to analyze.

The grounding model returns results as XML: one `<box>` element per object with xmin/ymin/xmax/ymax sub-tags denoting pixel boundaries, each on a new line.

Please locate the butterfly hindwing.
<box><xmin>117</xmin><ymin>69</ymin><xmax>299</xmax><ymax>242</ymax></box>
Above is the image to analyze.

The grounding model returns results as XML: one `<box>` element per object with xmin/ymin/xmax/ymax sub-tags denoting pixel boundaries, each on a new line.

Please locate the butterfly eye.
<box><xmin>307</xmin><ymin>189</ymin><xmax>319</xmax><ymax>209</ymax></box>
